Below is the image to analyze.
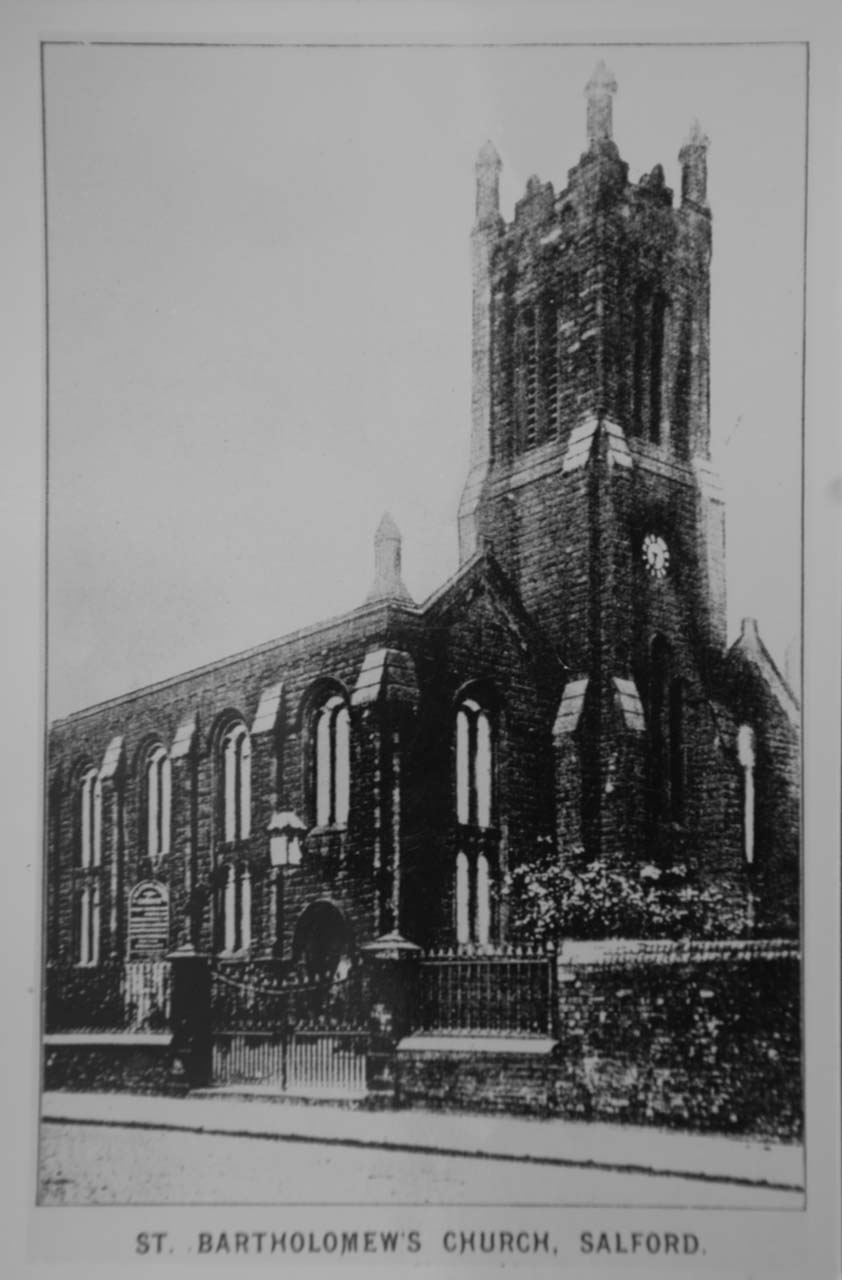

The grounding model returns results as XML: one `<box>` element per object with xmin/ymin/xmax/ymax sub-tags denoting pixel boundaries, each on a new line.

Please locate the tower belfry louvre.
<box><xmin>46</xmin><ymin>65</ymin><xmax>799</xmax><ymax>1015</ymax></box>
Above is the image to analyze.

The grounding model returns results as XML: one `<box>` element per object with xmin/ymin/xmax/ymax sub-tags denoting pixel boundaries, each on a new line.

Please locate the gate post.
<box><xmin>546</xmin><ymin>941</ymin><xmax>560</xmax><ymax>1038</ymax></box>
<box><xmin>360</xmin><ymin>931</ymin><xmax>421</xmax><ymax>1097</ymax></box>
<box><xmin>167</xmin><ymin>943</ymin><xmax>212</xmax><ymax>1089</ymax></box>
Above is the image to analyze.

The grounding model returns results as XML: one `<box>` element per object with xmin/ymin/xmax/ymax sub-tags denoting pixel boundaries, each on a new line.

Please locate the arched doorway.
<box><xmin>292</xmin><ymin>900</ymin><xmax>353</xmax><ymax>982</ymax></box>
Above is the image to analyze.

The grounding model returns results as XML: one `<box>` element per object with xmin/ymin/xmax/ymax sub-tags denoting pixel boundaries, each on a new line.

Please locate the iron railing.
<box><xmin>209</xmin><ymin>961</ymin><xmax>369</xmax><ymax>1091</ymax></box>
<box><xmin>212</xmin><ymin>1029</ymin><xmax>368</xmax><ymax>1092</ymax></box>
<box><xmin>415</xmin><ymin>944</ymin><xmax>558</xmax><ymax>1036</ymax></box>
<box><xmin>123</xmin><ymin>960</ymin><xmax>171</xmax><ymax>1031</ymax></box>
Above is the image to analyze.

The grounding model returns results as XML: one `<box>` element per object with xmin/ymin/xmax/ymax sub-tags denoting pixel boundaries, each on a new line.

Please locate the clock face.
<box><xmin>642</xmin><ymin>533</ymin><xmax>670</xmax><ymax>579</ymax></box>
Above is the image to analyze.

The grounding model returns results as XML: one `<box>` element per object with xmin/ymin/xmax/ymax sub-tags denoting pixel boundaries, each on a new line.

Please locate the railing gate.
<box><xmin>210</xmin><ymin>964</ymin><xmax>369</xmax><ymax>1095</ymax></box>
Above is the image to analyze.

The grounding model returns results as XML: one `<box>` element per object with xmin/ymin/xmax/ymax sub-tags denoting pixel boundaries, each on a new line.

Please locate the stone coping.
<box><xmin>558</xmin><ymin>938</ymin><xmax>800</xmax><ymax>967</ymax></box>
<box><xmin>397</xmin><ymin>1035</ymin><xmax>558</xmax><ymax>1056</ymax></box>
<box><xmin>44</xmin><ymin>1033</ymin><xmax>173</xmax><ymax>1048</ymax></box>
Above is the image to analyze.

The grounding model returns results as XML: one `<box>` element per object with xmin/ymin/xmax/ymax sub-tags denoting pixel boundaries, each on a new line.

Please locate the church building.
<box><xmin>45</xmin><ymin>66</ymin><xmax>800</xmax><ymax>999</ymax></box>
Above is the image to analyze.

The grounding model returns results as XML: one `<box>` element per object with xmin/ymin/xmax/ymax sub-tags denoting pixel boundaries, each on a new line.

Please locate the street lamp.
<box><xmin>268</xmin><ymin>810</ymin><xmax>306</xmax><ymax>869</ymax></box>
<box><xmin>267</xmin><ymin>810</ymin><xmax>306</xmax><ymax>959</ymax></box>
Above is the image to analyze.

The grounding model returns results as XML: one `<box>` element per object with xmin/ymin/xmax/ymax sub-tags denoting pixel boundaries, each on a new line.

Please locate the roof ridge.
<box><xmin>51</xmin><ymin>597</ymin><xmax>421</xmax><ymax>728</ymax></box>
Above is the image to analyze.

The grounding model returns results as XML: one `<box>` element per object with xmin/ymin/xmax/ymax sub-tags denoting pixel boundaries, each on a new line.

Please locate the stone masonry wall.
<box><xmin>47</xmin><ymin>554</ymin><xmax>565</xmax><ymax>973</ymax></box>
<box><xmin>396</xmin><ymin>1044</ymin><xmax>556</xmax><ymax>1117</ymax></box>
<box><xmin>47</xmin><ymin>600</ymin><xmax>424</xmax><ymax>969</ymax></box>
<box><xmin>553</xmin><ymin>938</ymin><xmax>801</xmax><ymax>1139</ymax></box>
<box><xmin>395</xmin><ymin>940</ymin><xmax>801</xmax><ymax>1139</ymax></box>
<box><xmin>43</xmin><ymin>1036</ymin><xmax>182</xmax><ymax>1097</ymax></box>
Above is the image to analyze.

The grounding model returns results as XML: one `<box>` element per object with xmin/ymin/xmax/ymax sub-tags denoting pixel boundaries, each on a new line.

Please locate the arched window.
<box><xmin>314</xmin><ymin>693</ymin><xmax>350</xmax><ymax>827</ymax></box>
<box><xmin>671</xmin><ymin>330</ymin><xmax>691</xmax><ymax>460</ymax></box>
<box><xmin>632</xmin><ymin>285</ymin><xmax>650</xmax><ymax>436</ymax></box>
<box><xmin>516</xmin><ymin>305</ymin><xmax>539</xmax><ymax>449</ymax></box>
<box><xmin>649</xmin><ymin>293</ymin><xmax>667</xmax><ymax>445</ymax></box>
<box><xmin>454</xmin><ymin>694</ymin><xmax>496</xmax><ymax>947</ymax></box>
<box><xmin>454</xmin><ymin>849</ymin><xmax>493</xmax><ymax>948</ymax></box>
<box><xmin>75</xmin><ymin>767</ymin><xmax>101</xmax><ymax>965</ymax></box>
<box><xmin>455</xmin><ymin>851</ymin><xmax>470</xmax><ymax>945</ymax></box>
<box><xmin>737</xmin><ymin>724</ymin><xmax>756</xmax><ymax>866</ymax></box>
<box><xmin>649</xmin><ymin>636</ymin><xmax>670</xmax><ymax>817</ymax></box>
<box><xmin>541</xmin><ymin>292</ymin><xmax>560</xmax><ymax>438</ymax></box>
<box><xmin>78</xmin><ymin>767</ymin><xmax>102</xmax><ymax>868</ymax></box>
<box><xmin>456</xmin><ymin>698</ymin><xmax>494</xmax><ymax>829</ymax></box>
<box><xmin>222</xmin><ymin>863</ymin><xmax>252</xmax><ymax>955</ymax></box>
<box><xmin>74</xmin><ymin>883</ymin><xmax>100</xmax><ymax>966</ymax></box>
<box><xmin>476</xmin><ymin>853</ymin><xmax>491</xmax><ymax>946</ymax></box>
<box><xmin>221</xmin><ymin>723</ymin><xmax>251</xmax><ymax>844</ymax></box>
<box><xmin>633</xmin><ymin>286</ymin><xmax>668</xmax><ymax>444</ymax></box>
<box><xmin>145</xmin><ymin>745</ymin><xmax>171</xmax><ymax>862</ymax></box>
<box><xmin>648</xmin><ymin>640</ymin><xmax>687</xmax><ymax>824</ymax></box>
<box><xmin>669</xmin><ymin>679</ymin><xmax>687</xmax><ymax>822</ymax></box>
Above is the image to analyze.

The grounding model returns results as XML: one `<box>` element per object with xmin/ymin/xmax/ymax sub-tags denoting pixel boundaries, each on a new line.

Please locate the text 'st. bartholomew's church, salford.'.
<box><xmin>46</xmin><ymin>67</ymin><xmax>799</xmax><ymax>993</ymax></box>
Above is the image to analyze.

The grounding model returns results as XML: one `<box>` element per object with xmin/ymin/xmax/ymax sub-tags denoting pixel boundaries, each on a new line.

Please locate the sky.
<box><xmin>44</xmin><ymin>42</ymin><xmax>806</xmax><ymax>719</ymax></box>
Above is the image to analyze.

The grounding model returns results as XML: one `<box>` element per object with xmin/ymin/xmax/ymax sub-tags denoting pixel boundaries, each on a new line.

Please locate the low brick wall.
<box><xmin>553</xmin><ymin>939</ymin><xmax>801</xmax><ymax>1139</ymax></box>
<box><xmin>396</xmin><ymin>1035</ymin><xmax>558</xmax><ymax>1116</ymax></box>
<box><xmin>43</xmin><ymin>1034</ymin><xmax>188</xmax><ymax>1097</ymax></box>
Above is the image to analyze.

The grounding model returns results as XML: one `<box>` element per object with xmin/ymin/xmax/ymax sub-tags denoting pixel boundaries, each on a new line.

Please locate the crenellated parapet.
<box><xmin>458</xmin><ymin>61</ymin><xmax>714</xmax><ymax>535</ymax></box>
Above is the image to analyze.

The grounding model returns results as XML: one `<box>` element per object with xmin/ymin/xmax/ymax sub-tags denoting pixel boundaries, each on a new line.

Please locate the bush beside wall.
<box><xmin>45</xmin><ymin>963</ymin><xmax>126</xmax><ymax>1031</ymax></box>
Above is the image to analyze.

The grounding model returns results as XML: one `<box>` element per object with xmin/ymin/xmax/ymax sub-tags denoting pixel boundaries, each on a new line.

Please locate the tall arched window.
<box><xmin>145</xmin><ymin>745</ymin><xmax>171</xmax><ymax>862</ymax></box>
<box><xmin>541</xmin><ymin>292</ymin><xmax>560</xmax><ymax>438</ymax></box>
<box><xmin>632</xmin><ymin>285</ymin><xmax>650</xmax><ymax>436</ymax></box>
<box><xmin>649</xmin><ymin>640</ymin><xmax>687</xmax><ymax>824</ymax></box>
<box><xmin>649</xmin><ymin>636</ymin><xmax>671</xmax><ymax>817</ymax></box>
<box><xmin>633</xmin><ymin>286</ymin><xmax>668</xmax><ymax>444</ymax></box>
<box><xmin>78</xmin><ymin>766</ymin><xmax>102</xmax><ymax>869</ymax></box>
<box><xmin>222</xmin><ymin>863</ymin><xmax>252</xmax><ymax>954</ymax></box>
<box><xmin>75</xmin><ymin>767</ymin><xmax>101</xmax><ymax>965</ymax></box>
<box><xmin>737</xmin><ymin>724</ymin><xmax>756</xmax><ymax>866</ymax></box>
<box><xmin>314</xmin><ymin>693</ymin><xmax>350</xmax><ymax>827</ymax></box>
<box><xmin>476</xmin><ymin>853</ymin><xmax>491</xmax><ymax>946</ymax></box>
<box><xmin>669</xmin><ymin>679</ymin><xmax>687</xmax><ymax>822</ymax></box>
<box><xmin>222</xmin><ymin>723</ymin><xmax>251</xmax><ymax>843</ymax></box>
<box><xmin>516</xmin><ymin>305</ymin><xmax>539</xmax><ymax>449</ymax></box>
<box><xmin>454</xmin><ymin>694</ymin><xmax>496</xmax><ymax>946</ymax></box>
<box><xmin>456</xmin><ymin>698</ymin><xmax>494</xmax><ymax>829</ymax></box>
<box><xmin>671</xmin><ymin>329</ymin><xmax>692</xmax><ymax>460</ymax></box>
<box><xmin>454</xmin><ymin>847</ymin><xmax>493</xmax><ymax>948</ymax></box>
<box><xmin>649</xmin><ymin>293</ymin><xmax>667</xmax><ymax>444</ymax></box>
<box><xmin>74</xmin><ymin>883</ymin><xmax>100</xmax><ymax>966</ymax></box>
<box><xmin>455</xmin><ymin>851</ymin><xmax>470</xmax><ymax>946</ymax></box>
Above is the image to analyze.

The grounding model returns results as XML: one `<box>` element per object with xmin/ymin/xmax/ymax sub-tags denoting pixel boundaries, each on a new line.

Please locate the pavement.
<box><xmin>40</xmin><ymin>1090</ymin><xmax>804</xmax><ymax>1191</ymax></box>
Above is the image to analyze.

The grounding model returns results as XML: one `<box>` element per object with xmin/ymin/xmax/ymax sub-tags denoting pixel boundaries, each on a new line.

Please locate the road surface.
<box><xmin>38</xmin><ymin>1121</ymin><xmax>802</xmax><ymax>1208</ymax></box>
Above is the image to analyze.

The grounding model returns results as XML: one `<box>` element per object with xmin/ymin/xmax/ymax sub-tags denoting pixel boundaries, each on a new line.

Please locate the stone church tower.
<box><xmin>458</xmin><ymin>65</ymin><xmax>796</xmax><ymax>901</ymax></box>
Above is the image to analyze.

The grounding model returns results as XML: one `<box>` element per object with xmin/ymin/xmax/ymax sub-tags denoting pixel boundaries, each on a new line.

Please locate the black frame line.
<box><xmin>35</xmin><ymin>36</ymin><xmax>810</xmax><ymax>1214</ymax></box>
